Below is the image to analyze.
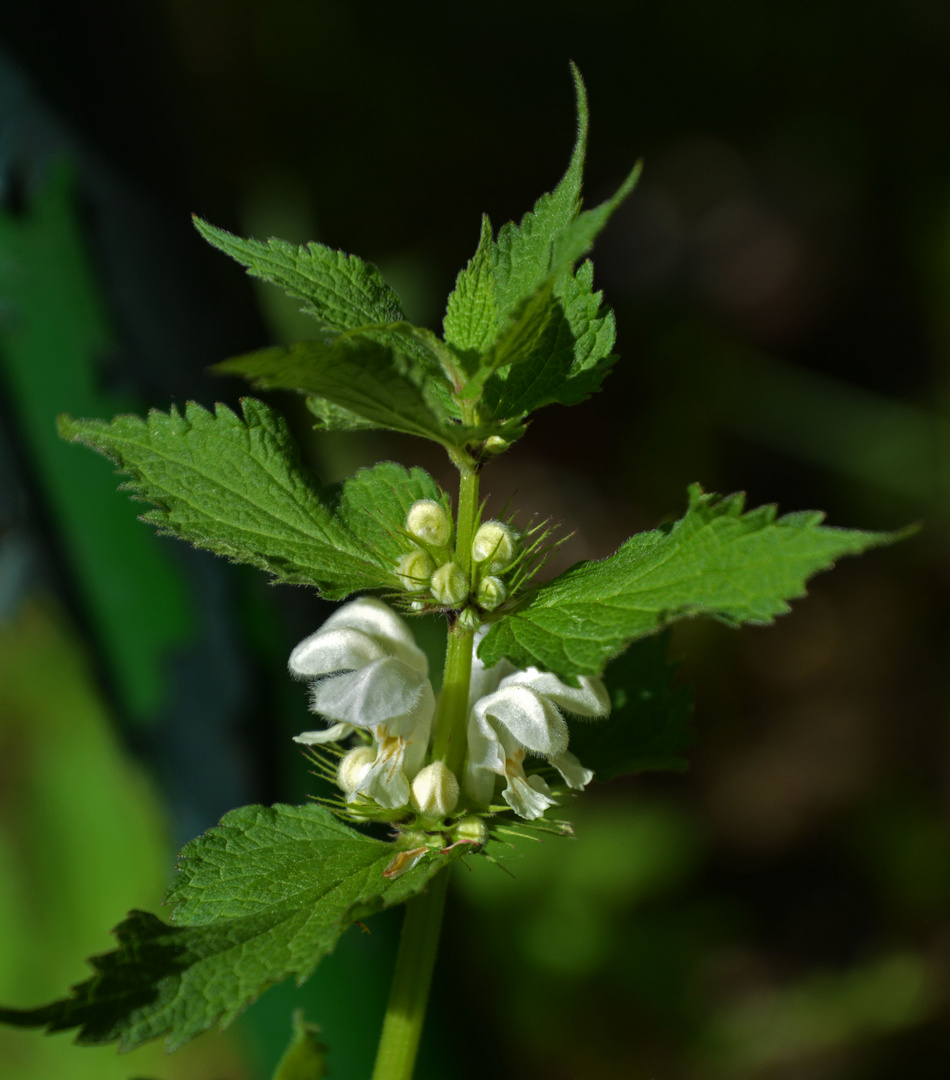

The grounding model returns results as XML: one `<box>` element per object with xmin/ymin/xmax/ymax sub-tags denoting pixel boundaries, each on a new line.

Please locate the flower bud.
<box><xmin>454</xmin><ymin>815</ymin><xmax>489</xmax><ymax>847</ymax></box>
<box><xmin>337</xmin><ymin>745</ymin><xmax>377</xmax><ymax>795</ymax></box>
<box><xmin>406</xmin><ymin>499</ymin><xmax>452</xmax><ymax>547</ymax></box>
<box><xmin>471</xmin><ymin>521</ymin><xmax>520</xmax><ymax>572</ymax></box>
<box><xmin>476</xmin><ymin>575</ymin><xmax>507</xmax><ymax>611</ymax></box>
<box><xmin>457</xmin><ymin>606</ymin><xmax>481</xmax><ymax>632</ymax></box>
<box><xmin>410</xmin><ymin>761</ymin><xmax>460</xmax><ymax>818</ymax></box>
<box><xmin>482</xmin><ymin>435</ymin><xmax>509</xmax><ymax>456</ymax></box>
<box><xmin>399</xmin><ymin>829</ymin><xmax>429</xmax><ymax>849</ymax></box>
<box><xmin>430</xmin><ymin>561</ymin><xmax>468</xmax><ymax>607</ymax></box>
<box><xmin>397</xmin><ymin>549</ymin><xmax>436</xmax><ymax>592</ymax></box>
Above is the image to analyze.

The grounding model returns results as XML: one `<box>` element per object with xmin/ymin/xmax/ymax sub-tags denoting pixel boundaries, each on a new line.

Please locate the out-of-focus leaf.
<box><xmin>0</xmin><ymin>168</ymin><xmax>192</xmax><ymax>718</ymax></box>
<box><xmin>0</xmin><ymin>599</ymin><xmax>248</xmax><ymax>1078</ymax></box>
<box><xmin>271</xmin><ymin>1010</ymin><xmax>329</xmax><ymax>1080</ymax></box>
<box><xmin>569</xmin><ymin>632</ymin><xmax>693</xmax><ymax>780</ymax></box>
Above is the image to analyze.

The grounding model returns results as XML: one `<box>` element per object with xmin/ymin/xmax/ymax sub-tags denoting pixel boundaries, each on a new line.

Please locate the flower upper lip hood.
<box><xmin>289</xmin><ymin>596</ymin><xmax>429</xmax><ymax>679</ymax></box>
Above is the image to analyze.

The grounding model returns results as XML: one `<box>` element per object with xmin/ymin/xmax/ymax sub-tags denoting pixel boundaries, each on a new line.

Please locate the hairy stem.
<box><xmin>370</xmin><ymin>869</ymin><xmax>450</xmax><ymax>1080</ymax></box>
<box><xmin>454</xmin><ymin>465</ymin><xmax>479</xmax><ymax>576</ymax></box>
<box><xmin>431</xmin><ymin>620</ymin><xmax>475</xmax><ymax>770</ymax></box>
<box><xmin>372</xmin><ymin>464</ymin><xmax>481</xmax><ymax>1080</ymax></box>
<box><xmin>431</xmin><ymin>463</ymin><xmax>479</xmax><ymax>767</ymax></box>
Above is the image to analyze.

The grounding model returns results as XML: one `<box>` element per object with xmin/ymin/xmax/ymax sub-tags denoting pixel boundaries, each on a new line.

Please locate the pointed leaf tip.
<box><xmin>480</xmin><ymin>487</ymin><xmax>909</xmax><ymax>677</ymax></box>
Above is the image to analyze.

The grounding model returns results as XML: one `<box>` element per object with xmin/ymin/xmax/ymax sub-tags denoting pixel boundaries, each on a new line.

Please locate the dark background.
<box><xmin>1</xmin><ymin>2</ymin><xmax>948</xmax><ymax>1078</ymax></box>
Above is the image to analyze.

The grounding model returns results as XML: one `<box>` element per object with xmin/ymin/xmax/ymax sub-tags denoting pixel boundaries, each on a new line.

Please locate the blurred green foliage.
<box><xmin>0</xmin><ymin>168</ymin><xmax>193</xmax><ymax>720</ymax></box>
<box><xmin>0</xmin><ymin>599</ymin><xmax>249</xmax><ymax>1079</ymax></box>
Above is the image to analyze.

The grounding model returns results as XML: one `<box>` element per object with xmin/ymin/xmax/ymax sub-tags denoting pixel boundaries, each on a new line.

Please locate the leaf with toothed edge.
<box><xmin>57</xmin><ymin>399</ymin><xmax>446</xmax><ymax>599</ymax></box>
<box><xmin>212</xmin><ymin>335</ymin><xmax>459</xmax><ymax>447</ymax></box>
<box><xmin>474</xmin><ymin>63</ymin><xmax>641</xmax><ymax>420</ymax></box>
<box><xmin>480</xmin><ymin>484</ymin><xmax>911</xmax><ymax>678</ymax></box>
<box><xmin>0</xmin><ymin>804</ymin><xmax>461</xmax><ymax>1053</ymax></box>
<box><xmin>193</xmin><ymin>216</ymin><xmax>405</xmax><ymax>334</ymax></box>
<box><xmin>334</xmin><ymin>460</ymin><xmax>449</xmax><ymax>569</ymax></box>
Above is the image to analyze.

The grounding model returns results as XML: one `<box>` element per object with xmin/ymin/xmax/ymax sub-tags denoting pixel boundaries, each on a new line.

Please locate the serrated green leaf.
<box><xmin>458</xmin><ymin>280</ymin><xmax>556</xmax><ymax>402</ymax></box>
<box><xmin>480</xmin><ymin>485</ymin><xmax>909</xmax><ymax>677</ymax></box>
<box><xmin>57</xmin><ymin>400</ymin><xmax>441</xmax><ymax>599</ymax></box>
<box><xmin>491</xmin><ymin>66</ymin><xmax>638</xmax><ymax>320</ymax></box>
<box><xmin>193</xmin><ymin>217</ymin><xmax>404</xmax><ymax>334</ymax></box>
<box><xmin>0</xmin><ymin>804</ymin><xmax>459</xmax><ymax>1053</ymax></box>
<box><xmin>272</xmin><ymin>1010</ymin><xmax>329</xmax><ymax>1080</ymax></box>
<box><xmin>470</xmin><ymin>66</ymin><xmax>639</xmax><ymax>421</ymax></box>
<box><xmin>482</xmin><ymin>261</ymin><xmax>617</xmax><ymax>419</ymax></box>
<box><xmin>306</xmin><ymin>396</ymin><xmax>380</xmax><ymax>431</ymax></box>
<box><xmin>551</xmin><ymin>159</ymin><xmax>643</xmax><ymax>272</ymax></box>
<box><xmin>335</xmin><ymin>460</ymin><xmax>446</xmax><ymax>570</ymax></box>
<box><xmin>492</xmin><ymin>65</ymin><xmax>589</xmax><ymax>323</ymax></box>
<box><xmin>569</xmin><ymin>633</ymin><xmax>694</xmax><ymax>781</ymax></box>
<box><xmin>214</xmin><ymin>335</ymin><xmax>458</xmax><ymax>446</ymax></box>
<box><xmin>443</xmin><ymin>214</ymin><xmax>498</xmax><ymax>362</ymax></box>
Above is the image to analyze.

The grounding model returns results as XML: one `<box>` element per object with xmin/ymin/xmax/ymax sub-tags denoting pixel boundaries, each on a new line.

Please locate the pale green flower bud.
<box><xmin>471</xmin><ymin>521</ymin><xmax>520</xmax><ymax>572</ymax></box>
<box><xmin>482</xmin><ymin>435</ymin><xmax>509</xmax><ymax>456</ymax></box>
<box><xmin>454</xmin><ymin>815</ymin><xmax>489</xmax><ymax>847</ymax></box>
<box><xmin>410</xmin><ymin>761</ymin><xmax>460</xmax><ymax>818</ymax></box>
<box><xmin>406</xmin><ymin>499</ymin><xmax>452</xmax><ymax>547</ymax></box>
<box><xmin>337</xmin><ymin>745</ymin><xmax>377</xmax><ymax>795</ymax></box>
<box><xmin>476</xmin><ymin>575</ymin><xmax>507</xmax><ymax>611</ymax></box>
<box><xmin>397</xmin><ymin>549</ymin><xmax>436</xmax><ymax>592</ymax></box>
<box><xmin>399</xmin><ymin>829</ymin><xmax>429</xmax><ymax>849</ymax></box>
<box><xmin>457</xmin><ymin>606</ymin><xmax>481</xmax><ymax>632</ymax></box>
<box><xmin>430</xmin><ymin>561</ymin><xmax>468</xmax><ymax>607</ymax></box>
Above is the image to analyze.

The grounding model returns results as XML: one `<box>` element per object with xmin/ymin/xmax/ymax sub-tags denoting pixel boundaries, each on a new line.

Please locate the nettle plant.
<box><xmin>2</xmin><ymin>68</ymin><xmax>903</xmax><ymax>1080</ymax></box>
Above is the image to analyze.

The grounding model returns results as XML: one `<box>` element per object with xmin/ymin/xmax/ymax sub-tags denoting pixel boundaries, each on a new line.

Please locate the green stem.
<box><xmin>430</xmin><ymin>621</ymin><xmax>475</xmax><ymax>769</ymax></box>
<box><xmin>454</xmin><ymin>465</ymin><xmax>479</xmax><ymax>576</ymax></box>
<box><xmin>371</xmin><ymin>464</ymin><xmax>481</xmax><ymax>1080</ymax></box>
<box><xmin>370</xmin><ymin>869</ymin><xmax>450</xmax><ymax>1080</ymax></box>
<box><xmin>431</xmin><ymin>463</ymin><xmax>479</xmax><ymax>767</ymax></box>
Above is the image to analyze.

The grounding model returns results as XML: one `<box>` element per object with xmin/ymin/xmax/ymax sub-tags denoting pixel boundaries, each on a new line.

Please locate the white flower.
<box><xmin>463</xmin><ymin>635</ymin><xmax>610</xmax><ymax>820</ymax></box>
<box><xmin>290</xmin><ymin>596</ymin><xmax>435</xmax><ymax>809</ymax></box>
<box><xmin>290</xmin><ymin>598</ymin><xmax>610</xmax><ymax>823</ymax></box>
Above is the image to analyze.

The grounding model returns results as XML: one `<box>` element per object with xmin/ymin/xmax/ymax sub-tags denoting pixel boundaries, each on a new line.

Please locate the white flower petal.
<box><xmin>549</xmin><ymin>749</ymin><xmax>594</xmax><ymax>790</ymax></box>
<box><xmin>400</xmin><ymin>682</ymin><xmax>435</xmax><ymax>777</ymax></box>
<box><xmin>292</xmin><ymin>722</ymin><xmax>354</xmax><ymax>745</ymax></box>
<box><xmin>474</xmin><ymin>684</ymin><xmax>569</xmax><ymax>758</ymax></box>
<box><xmin>467</xmin><ymin>629</ymin><xmax>515</xmax><ymax>708</ymax></box>
<box><xmin>463</xmin><ymin>710</ymin><xmax>507</xmax><ymax>807</ymax></box>
<box><xmin>320</xmin><ymin>596</ymin><xmax>429</xmax><ymax>675</ymax></box>
<box><xmin>358</xmin><ymin>734</ymin><xmax>411</xmax><ymax>808</ymax></box>
<box><xmin>337</xmin><ymin>745</ymin><xmax>377</xmax><ymax>793</ymax></box>
<box><xmin>309</xmin><ymin>656</ymin><xmax>427</xmax><ymax>729</ymax></box>
<box><xmin>502</xmin><ymin>770</ymin><xmax>556</xmax><ymax>820</ymax></box>
<box><xmin>463</xmin><ymin>761</ymin><xmax>497</xmax><ymax>807</ymax></box>
<box><xmin>289</xmin><ymin>626</ymin><xmax>386</xmax><ymax>678</ymax></box>
<box><xmin>501</xmin><ymin>669</ymin><xmax>611</xmax><ymax>718</ymax></box>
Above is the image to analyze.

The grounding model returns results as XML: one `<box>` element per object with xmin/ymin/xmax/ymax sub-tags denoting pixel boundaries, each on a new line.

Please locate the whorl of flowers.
<box><xmin>290</xmin><ymin>597</ymin><xmax>610</xmax><ymax>824</ymax></box>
